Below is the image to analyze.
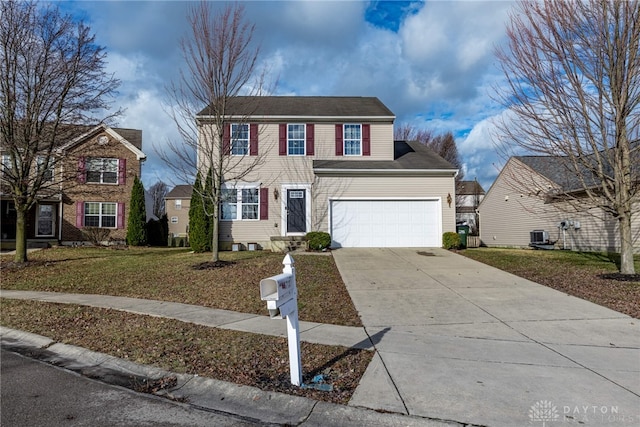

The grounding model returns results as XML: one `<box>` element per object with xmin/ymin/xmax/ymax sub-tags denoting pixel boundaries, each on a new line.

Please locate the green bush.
<box><xmin>442</xmin><ymin>232</ymin><xmax>461</xmax><ymax>250</ymax></box>
<box><xmin>305</xmin><ymin>231</ymin><xmax>331</xmax><ymax>250</ymax></box>
<box><xmin>127</xmin><ymin>176</ymin><xmax>147</xmax><ymax>246</ymax></box>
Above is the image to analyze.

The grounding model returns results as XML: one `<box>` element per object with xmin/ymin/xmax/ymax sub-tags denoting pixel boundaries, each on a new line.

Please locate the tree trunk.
<box><xmin>618</xmin><ymin>213</ymin><xmax>635</xmax><ymax>275</ymax></box>
<box><xmin>211</xmin><ymin>212</ymin><xmax>219</xmax><ymax>263</ymax></box>
<box><xmin>14</xmin><ymin>206</ymin><xmax>28</xmax><ymax>263</ymax></box>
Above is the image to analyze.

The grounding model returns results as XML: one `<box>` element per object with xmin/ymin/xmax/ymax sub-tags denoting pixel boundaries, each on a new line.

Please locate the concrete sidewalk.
<box><xmin>332</xmin><ymin>248</ymin><xmax>640</xmax><ymax>427</ymax></box>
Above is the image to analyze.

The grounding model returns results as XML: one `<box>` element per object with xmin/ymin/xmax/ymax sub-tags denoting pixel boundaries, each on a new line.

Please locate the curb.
<box><xmin>0</xmin><ymin>327</ymin><xmax>465</xmax><ymax>427</ymax></box>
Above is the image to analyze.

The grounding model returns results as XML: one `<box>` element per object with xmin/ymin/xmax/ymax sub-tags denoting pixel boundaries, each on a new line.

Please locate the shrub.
<box><xmin>127</xmin><ymin>175</ymin><xmax>147</xmax><ymax>246</ymax></box>
<box><xmin>442</xmin><ymin>232</ymin><xmax>461</xmax><ymax>250</ymax></box>
<box><xmin>82</xmin><ymin>227</ymin><xmax>111</xmax><ymax>246</ymax></box>
<box><xmin>189</xmin><ymin>173</ymin><xmax>208</xmax><ymax>252</ymax></box>
<box><xmin>306</xmin><ymin>231</ymin><xmax>331</xmax><ymax>250</ymax></box>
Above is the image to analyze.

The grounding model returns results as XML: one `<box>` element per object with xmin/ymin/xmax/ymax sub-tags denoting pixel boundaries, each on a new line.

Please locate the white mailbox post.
<box><xmin>259</xmin><ymin>254</ymin><xmax>302</xmax><ymax>386</ymax></box>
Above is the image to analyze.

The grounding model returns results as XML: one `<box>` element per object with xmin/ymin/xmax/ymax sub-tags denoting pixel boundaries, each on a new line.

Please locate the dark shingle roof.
<box><xmin>165</xmin><ymin>185</ymin><xmax>193</xmax><ymax>199</ymax></box>
<box><xmin>458</xmin><ymin>180</ymin><xmax>486</xmax><ymax>195</ymax></box>
<box><xmin>113</xmin><ymin>128</ymin><xmax>142</xmax><ymax>150</ymax></box>
<box><xmin>313</xmin><ymin>141</ymin><xmax>457</xmax><ymax>173</ymax></box>
<box><xmin>198</xmin><ymin>96</ymin><xmax>395</xmax><ymax>119</ymax></box>
<box><xmin>516</xmin><ymin>156</ymin><xmax>600</xmax><ymax>192</ymax></box>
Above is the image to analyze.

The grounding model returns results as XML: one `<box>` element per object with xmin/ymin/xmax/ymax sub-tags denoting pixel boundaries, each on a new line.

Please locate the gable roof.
<box><xmin>458</xmin><ymin>180</ymin><xmax>485</xmax><ymax>195</ymax></box>
<box><xmin>197</xmin><ymin>96</ymin><xmax>395</xmax><ymax>120</ymax></box>
<box><xmin>58</xmin><ymin>124</ymin><xmax>146</xmax><ymax>160</ymax></box>
<box><xmin>313</xmin><ymin>141</ymin><xmax>458</xmax><ymax>175</ymax></box>
<box><xmin>165</xmin><ymin>184</ymin><xmax>193</xmax><ymax>199</ymax></box>
<box><xmin>515</xmin><ymin>155</ymin><xmax>600</xmax><ymax>192</ymax></box>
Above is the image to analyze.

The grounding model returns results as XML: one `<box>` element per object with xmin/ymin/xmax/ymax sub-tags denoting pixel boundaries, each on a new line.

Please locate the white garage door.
<box><xmin>330</xmin><ymin>199</ymin><xmax>441</xmax><ymax>248</ymax></box>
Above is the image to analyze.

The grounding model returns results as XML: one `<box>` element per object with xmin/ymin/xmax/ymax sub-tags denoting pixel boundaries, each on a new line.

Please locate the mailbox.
<box><xmin>260</xmin><ymin>273</ymin><xmax>294</xmax><ymax>302</ymax></box>
<box><xmin>266</xmin><ymin>298</ymin><xmax>297</xmax><ymax>319</ymax></box>
<box><xmin>258</xmin><ymin>254</ymin><xmax>302</xmax><ymax>386</ymax></box>
<box><xmin>260</xmin><ymin>273</ymin><xmax>296</xmax><ymax>319</ymax></box>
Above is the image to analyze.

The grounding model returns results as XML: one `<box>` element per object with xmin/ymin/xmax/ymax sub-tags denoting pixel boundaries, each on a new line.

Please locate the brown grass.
<box><xmin>0</xmin><ymin>247</ymin><xmax>361</xmax><ymax>326</ymax></box>
<box><xmin>461</xmin><ymin>248</ymin><xmax>639</xmax><ymax>319</ymax></box>
<box><xmin>0</xmin><ymin>298</ymin><xmax>372</xmax><ymax>405</ymax></box>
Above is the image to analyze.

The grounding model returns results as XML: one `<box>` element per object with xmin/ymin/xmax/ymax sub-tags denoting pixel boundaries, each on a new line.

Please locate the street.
<box><xmin>1</xmin><ymin>349</ymin><xmax>264</xmax><ymax>427</ymax></box>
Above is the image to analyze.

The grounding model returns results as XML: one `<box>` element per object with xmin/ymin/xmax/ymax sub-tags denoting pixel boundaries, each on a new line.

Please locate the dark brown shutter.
<box><xmin>335</xmin><ymin>124</ymin><xmax>343</xmax><ymax>156</ymax></box>
<box><xmin>362</xmin><ymin>124</ymin><xmax>371</xmax><ymax>156</ymax></box>
<box><xmin>259</xmin><ymin>188</ymin><xmax>268</xmax><ymax>220</ymax></box>
<box><xmin>223</xmin><ymin>124</ymin><xmax>230</xmax><ymax>155</ymax></box>
<box><xmin>306</xmin><ymin>124</ymin><xmax>314</xmax><ymax>156</ymax></box>
<box><xmin>117</xmin><ymin>203</ymin><xmax>125</xmax><ymax>229</ymax></box>
<box><xmin>118</xmin><ymin>158</ymin><xmax>126</xmax><ymax>185</ymax></box>
<box><xmin>76</xmin><ymin>201</ymin><xmax>84</xmax><ymax>227</ymax></box>
<box><xmin>249</xmin><ymin>123</ymin><xmax>258</xmax><ymax>156</ymax></box>
<box><xmin>279</xmin><ymin>124</ymin><xmax>287</xmax><ymax>155</ymax></box>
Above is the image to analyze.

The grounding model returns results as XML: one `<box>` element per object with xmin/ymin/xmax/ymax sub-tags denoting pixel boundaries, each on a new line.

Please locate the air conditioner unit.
<box><xmin>530</xmin><ymin>230</ymin><xmax>549</xmax><ymax>244</ymax></box>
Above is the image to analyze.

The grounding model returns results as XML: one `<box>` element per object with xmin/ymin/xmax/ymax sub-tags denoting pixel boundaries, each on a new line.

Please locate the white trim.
<box><xmin>220</xmin><ymin>182</ymin><xmax>261</xmax><ymax>222</ymax></box>
<box><xmin>287</xmin><ymin>123</ymin><xmax>306</xmax><ymax>156</ymax></box>
<box><xmin>281</xmin><ymin>183</ymin><xmax>312</xmax><ymax>236</ymax></box>
<box><xmin>343</xmin><ymin>123</ymin><xmax>362</xmax><ymax>157</ymax></box>
<box><xmin>313</xmin><ymin>168</ymin><xmax>458</xmax><ymax>176</ymax></box>
<box><xmin>57</xmin><ymin>124</ymin><xmax>146</xmax><ymax>161</ymax></box>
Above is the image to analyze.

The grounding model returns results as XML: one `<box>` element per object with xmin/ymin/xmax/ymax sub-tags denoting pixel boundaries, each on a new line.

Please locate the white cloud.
<box><xmin>62</xmin><ymin>1</ymin><xmax>518</xmax><ymax>191</ymax></box>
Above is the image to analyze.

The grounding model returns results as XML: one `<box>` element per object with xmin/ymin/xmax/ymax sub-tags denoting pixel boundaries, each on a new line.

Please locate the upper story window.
<box><xmin>231</xmin><ymin>124</ymin><xmax>249</xmax><ymax>156</ymax></box>
<box><xmin>37</xmin><ymin>156</ymin><xmax>54</xmax><ymax>182</ymax></box>
<box><xmin>287</xmin><ymin>124</ymin><xmax>305</xmax><ymax>156</ymax></box>
<box><xmin>174</xmin><ymin>199</ymin><xmax>182</xmax><ymax>210</ymax></box>
<box><xmin>344</xmin><ymin>124</ymin><xmax>362</xmax><ymax>156</ymax></box>
<box><xmin>86</xmin><ymin>158</ymin><xmax>118</xmax><ymax>184</ymax></box>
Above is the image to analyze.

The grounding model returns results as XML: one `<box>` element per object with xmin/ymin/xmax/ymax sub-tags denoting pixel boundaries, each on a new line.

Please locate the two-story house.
<box><xmin>165</xmin><ymin>184</ymin><xmax>193</xmax><ymax>244</ymax></box>
<box><xmin>196</xmin><ymin>96</ymin><xmax>458</xmax><ymax>251</ymax></box>
<box><xmin>0</xmin><ymin>124</ymin><xmax>146</xmax><ymax>249</ymax></box>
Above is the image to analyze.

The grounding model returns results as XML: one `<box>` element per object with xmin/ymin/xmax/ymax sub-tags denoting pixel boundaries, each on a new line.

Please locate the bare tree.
<box><xmin>148</xmin><ymin>180</ymin><xmax>168</xmax><ymax>218</ymax></box>
<box><xmin>494</xmin><ymin>0</ymin><xmax>639</xmax><ymax>274</ymax></box>
<box><xmin>0</xmin><ymin>0</ymin><xmax>120</xmax><ymax>263</ymax></box>
<box><xmin>160</xmin><ymin>2</ymin><xmax>269</xmax><ymax>262</ymax></box>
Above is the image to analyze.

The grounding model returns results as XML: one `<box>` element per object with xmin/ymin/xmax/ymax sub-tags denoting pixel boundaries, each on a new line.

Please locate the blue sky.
<box><xmin>59</xmin><ymin>0</ymin><xmax>515</xmax><ymax>192</ymax></box>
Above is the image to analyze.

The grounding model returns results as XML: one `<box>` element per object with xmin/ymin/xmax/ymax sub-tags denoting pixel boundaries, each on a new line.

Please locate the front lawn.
<box><xmin>462</xmin><ymin>248</ymin><xmax>640</xmax><ymax>318</ymax></box>
<box><xmin>0</xmin><ymin>247</ymin><xmax>361</xmax><ymax>327</ymax></box>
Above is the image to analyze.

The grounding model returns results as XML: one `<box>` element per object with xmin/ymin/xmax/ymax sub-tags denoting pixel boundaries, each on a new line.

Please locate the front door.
<box><xmin>286</xmin><ymin>189</ymin><xmax>306</xmax><ymax>233</ymax></box>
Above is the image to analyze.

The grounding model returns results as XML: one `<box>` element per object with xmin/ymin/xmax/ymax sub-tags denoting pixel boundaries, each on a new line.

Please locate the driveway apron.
<box><xmin>332</xmin><ymin>248</ymin><xmax>640</xmax><ymax>427</ymax></box>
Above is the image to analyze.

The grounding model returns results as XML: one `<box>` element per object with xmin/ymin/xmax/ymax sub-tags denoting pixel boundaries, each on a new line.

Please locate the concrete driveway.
<box><xmin>332</xmin><ymin>248</ymin><xmax>640</xmax><ymax>427</ymax></box>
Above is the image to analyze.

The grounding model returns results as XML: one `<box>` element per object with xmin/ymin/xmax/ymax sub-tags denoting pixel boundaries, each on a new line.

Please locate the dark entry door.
<box><xmin>286</xmin><ymin>189</ymin><xmax>306</xmax><ymax>233</ymax></box>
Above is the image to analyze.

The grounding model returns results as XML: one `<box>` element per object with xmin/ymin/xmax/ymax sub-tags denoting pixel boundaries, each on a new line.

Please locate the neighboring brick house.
<box><xmin>478</xmin><ymin>156</ymin><xmax>639</xmax><ymax>252</ymax></box>
<box><xmin>196</xmin><ymin>96</ymin><xmax>458</xmax><ymax>251</ymax></box>
<box><xmin>0</xmin><ymin>124</ymin><xmax>146</xmax><ymax>249</ymax></box>
<box><xmin>165</xmin><ymin>184</ymin><xmax>192</xmax><ymax>242</ymax></box>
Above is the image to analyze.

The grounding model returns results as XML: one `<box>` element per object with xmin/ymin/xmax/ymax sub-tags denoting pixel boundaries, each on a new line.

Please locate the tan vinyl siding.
<box><xmin>166</xmin><ymin>198</ymin><xmax>190</xmax><ymax>237</ymax></box>
<box><xmin>479</xmin><ymin>158</ymin><xmax>639</xmax><ymax>253</ymax></box>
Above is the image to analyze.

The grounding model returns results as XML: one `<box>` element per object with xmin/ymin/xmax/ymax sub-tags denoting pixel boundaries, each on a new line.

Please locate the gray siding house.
<box><xmin>196</xmin><ymin>96</ymin><xmax>458</xmax><ymax>251</ymax></box>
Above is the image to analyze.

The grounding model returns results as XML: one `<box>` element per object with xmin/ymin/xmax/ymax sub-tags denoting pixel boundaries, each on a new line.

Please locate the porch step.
<box><xmin>270</xmin><ymin>236</ymin><xmax>308</xmax><ymax>253</ymax></box>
